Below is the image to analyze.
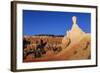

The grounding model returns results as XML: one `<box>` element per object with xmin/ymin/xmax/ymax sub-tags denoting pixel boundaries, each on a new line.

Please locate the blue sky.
<box><xmin>23</xmin><ymin>10</ymin><xmax>91</xmax><ymax>36</ymax></box>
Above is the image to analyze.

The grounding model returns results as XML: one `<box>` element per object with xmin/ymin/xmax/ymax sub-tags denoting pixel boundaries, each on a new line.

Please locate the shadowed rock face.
<box><xmin>23</xmin><ymin>36</ymin><xmax>63</xmax><ymax>61</ymax></box>
<box><xmin>61</xmin><ymin>37</ymin><xmax>71</xmax><ymax>49</ymax></box>
<box><xmin>23</xmin><ymin>38</ymin><xmax>30</xmax><ymax>49</ymax></box>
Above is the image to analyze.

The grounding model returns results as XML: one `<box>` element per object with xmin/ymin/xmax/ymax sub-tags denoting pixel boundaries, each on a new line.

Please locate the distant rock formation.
<box><xmin>34</xmin><ymin>34</ymin><xmax>64</xmax><ymax>37</ymax></box>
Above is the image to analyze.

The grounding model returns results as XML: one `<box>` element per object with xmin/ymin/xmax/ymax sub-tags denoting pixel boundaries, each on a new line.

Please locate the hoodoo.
<box><xmin>62</xmin><ymin>16</ymin><xmax>89</xmax><ymax>48</ymax></box>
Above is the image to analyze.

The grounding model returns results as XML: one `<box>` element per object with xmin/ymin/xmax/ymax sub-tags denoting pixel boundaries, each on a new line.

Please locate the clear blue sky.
<box><xmin>23</xmin><ymin>10</ymin><xmax>91</xmax><ymax>36</ymax></box>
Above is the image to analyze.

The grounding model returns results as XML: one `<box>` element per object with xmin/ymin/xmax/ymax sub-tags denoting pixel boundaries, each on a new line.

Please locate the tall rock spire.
<box><xmin>67</xmin><ymin>16</ymin><xmax>85</xmax><ymax>43</ymax></box>
<box><xmin>72</xmin><ymin>16</ymin><xmax>77</xmax><ymax>25</ymax></box>
<box><xmin>62</xmin><ymin>16</ymin><xmax>86</xmax><ymax>46</ymax></box>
